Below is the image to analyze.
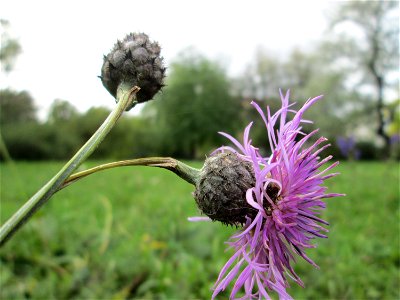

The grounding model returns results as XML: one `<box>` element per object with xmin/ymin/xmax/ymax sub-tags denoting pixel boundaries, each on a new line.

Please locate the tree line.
<box><xmin>0</xmin><ymin>1</ymin><xmax>398</xmax><ymax>160</ymax></box>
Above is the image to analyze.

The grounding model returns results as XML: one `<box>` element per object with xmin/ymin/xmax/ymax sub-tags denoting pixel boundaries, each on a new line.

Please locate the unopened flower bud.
<box><xmin>194</xmin><ymin>152</ymin><xmax>258</xmax><ymax>225</ymax></box>
<box><xmin>100</xmin><ymin>32</ymin><xmax>166</xmax><ymax>103</ymax></box>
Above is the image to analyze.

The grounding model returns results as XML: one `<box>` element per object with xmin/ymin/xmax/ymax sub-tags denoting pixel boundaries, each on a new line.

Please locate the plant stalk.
<box><xmin>0</xmin><ymin>85</ymin><xmax>140</xmax><ymax>246</ymax></box>
<box><xmin>60</xmin><ymin>157</ymin><xmax>201</xmax><ymax>191</ymax></box>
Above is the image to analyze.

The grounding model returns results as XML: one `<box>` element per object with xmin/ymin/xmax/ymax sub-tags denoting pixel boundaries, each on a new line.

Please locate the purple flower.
<box><xmin>337</xmin><ymin>136</ymin><xmax>355</xmax><ymax>158</ymax></box>
<box><xmin>390</xmin><ymin>134</ymin><xmax>400</xmax><ymax>145</ymax></box>
<box><xmin>337</xmin><ymin>136</ymin><xmax>360</xmax><ymax>159</ymax></box>
<box><xmin>209</xmin><ymin>90</ymin><xmax>343</xmax><ymax>299</ymax></box>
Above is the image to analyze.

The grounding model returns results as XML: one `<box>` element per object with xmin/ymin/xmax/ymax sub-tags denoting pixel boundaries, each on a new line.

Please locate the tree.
<box><xmin>0</xmin><ymin>89</ymin><xmax>44</xmax><ymax>160</ymax></box>
<box><xmin>47</xmin><ymin>99</ymin><xmax>79</xmax><ymax>124</ymax></box>
<box><xmin>328</xmin><ymin>0</ymin><xmax>399</xmax><ymax>156</ymax></box>
<box><xmin>236</xmin><ymin>46</ymin><xmax>363</xmax><ymax>145</ymax></box>
<box><xmin>0</xmin><ymin>20</ymin><xmax>23</xmax><ymax>160</ymax></box>
<box><xmin>0</xmin><ymin>89</ymin><xmax>37</xmax><ymax>125</ymax></box>
<box><xmin>235</xmin><ymin>47</ymin><xmax>286</xmax><ymax>101</ymax></box>
<box><xmin>0</xmin><ymin>19</ymin><xmax>22</xmax><ymax>73</ymax></box>
<box><xmin>43</xmin><ymin>99</ymin><xmax>81</xmax><ymax>159</ymax></box>
<box><xmin>150</xmin><ymin>50</ymin><xmax>242</xmax><ymax>158</ymax></box>
<box><xmin>75</xmin><ymin>107</ymin><xmax>112</xmax><ymax>158</ymax></box>
<box><xmin>284</xmin><ymin>47</ymin><xmax>369</xmax><ymax>139</ymax></box>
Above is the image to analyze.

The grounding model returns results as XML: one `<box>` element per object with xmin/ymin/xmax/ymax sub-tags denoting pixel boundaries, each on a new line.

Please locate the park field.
<box><xmin>0</xmin><ymin>161</ymin><xmax>399</xmax><ymax>299</ymax></box>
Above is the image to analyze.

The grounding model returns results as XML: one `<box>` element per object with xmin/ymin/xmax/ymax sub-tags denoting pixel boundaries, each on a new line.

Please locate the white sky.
<box><xmin>0</xmin><ymin>0</ymin><xmax>334</xmax><ymax>118</ymax></box>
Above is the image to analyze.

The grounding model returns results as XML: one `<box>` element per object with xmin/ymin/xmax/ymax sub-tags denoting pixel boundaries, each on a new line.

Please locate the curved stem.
<box><xmin>60</xmin><ymin>157</ymin><xmax>201</xmax><ymax>191</ymax></box>
<box><xmin>0</xmin><ymin>85</ymin><xmax>140</xmax><ymax>246</ymax></box>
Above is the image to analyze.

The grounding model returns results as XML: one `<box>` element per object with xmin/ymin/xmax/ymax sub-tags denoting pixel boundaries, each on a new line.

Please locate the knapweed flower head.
<box><xmin>193</xmin><ymin>90</ymin><xmax>343</xmax><ymax>299</ymax></box>
<box><xmin>100</xmin><ymin>32</ymin><xmax>165</xmax><ymax>104</ymax></box>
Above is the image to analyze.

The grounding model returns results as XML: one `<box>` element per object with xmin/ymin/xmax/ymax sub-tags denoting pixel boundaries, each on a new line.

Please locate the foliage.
<box><xmin>147</xmin><ymin>50</ymin><xmax>242</xmax><ymax>158</ymax></box>
<box><xmin>1</xmin><ymin>51</ymin><xmax>244</xmax><ymax>161</ymax></box>
<box><xmin>327</xmin><ymin>0</ymin><xmax>399</xmax><ymax>155</ymax></box>
<box><xmin>235</xmin><ymin>47</ymin><xmax>364</xmax><ymax>142</ymax></box>
<box><xmin>0</xmin><ymin>89</ymin><xmax>42</xmax><ymax>160</ymax></box>
<box><xmin>356</xmin><ymin>140</ymin><xmax>383</xmax><ymax>160</ymax></box>
<box><xmin>2</xmin><ymin>10</ymin><xmax>397</xmax><ymax>161</ymax></box>
<box><xmin>0</xmin><ymin>161</ymin><xmax>398</xmax><ymax>299</ymax></box>
<box><xmin>386</xmin><ymin>99</ymin><xmax>400</xmax><ymax>137</ymax></box>
<box><xmin>0</xmin><ymin>89</ymin><xmax>37</xmax><ymax>125</ymax></box>
<box><xmin>47</xmin><ymin>99</ymin><xmax>79</xmax><ymax>124</ymax></box>
<box><xmin>0</xmin><ymin>19</ymin><xmax>22</xmax><ymax>73</ymax></box>
<box><xmin>237</xmin><ymin>47</ymin><xmax>285</xmax><ymax>100</ymax></box>
<box><xmin>329</xmin><ymin>1</ymin><xmax>399</xmax><ymax>79</ymax></box>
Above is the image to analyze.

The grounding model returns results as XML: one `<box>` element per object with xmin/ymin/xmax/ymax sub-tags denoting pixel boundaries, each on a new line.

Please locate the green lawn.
<box><xmin>0</xmin><ymin>161</ymin><xmax>399</xmax><ymax>299</ymax></box>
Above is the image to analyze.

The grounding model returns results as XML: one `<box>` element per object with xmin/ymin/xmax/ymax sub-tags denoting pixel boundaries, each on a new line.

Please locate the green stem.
<box><xmin>60</xmin><ymin>157</ymin><xmax>200</xmax><ymax>190</ymax></box>
<box><xmin>0</xmin><ymin>85</ymin><xmax>140</xmax><ymax>247</ymax></box>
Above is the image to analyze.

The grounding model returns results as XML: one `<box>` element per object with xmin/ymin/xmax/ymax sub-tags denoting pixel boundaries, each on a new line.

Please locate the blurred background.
<box><xmin>1</xmin><ymin>0</ymin><xmax>399</xmax><ymax>299</ymax></box>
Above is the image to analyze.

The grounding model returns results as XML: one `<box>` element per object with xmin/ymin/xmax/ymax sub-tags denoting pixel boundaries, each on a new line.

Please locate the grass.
<box><xmin>0</xmin><ymin>160</ymin><xmax>399</xmax><ymax>299</ymax></box>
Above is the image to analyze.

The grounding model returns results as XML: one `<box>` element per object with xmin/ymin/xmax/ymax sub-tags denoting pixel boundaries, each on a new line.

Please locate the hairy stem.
<box><xmin>0</xmin><ymin>85</ymin><xmax>140</xmax><ymax>246</ymax></box>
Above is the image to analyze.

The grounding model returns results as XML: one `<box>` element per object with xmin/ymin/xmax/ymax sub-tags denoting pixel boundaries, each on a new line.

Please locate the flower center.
<box><xmin>263</xmin><ymin>182</ymin><xmax>281</xmax><ymax>215</ymax></box>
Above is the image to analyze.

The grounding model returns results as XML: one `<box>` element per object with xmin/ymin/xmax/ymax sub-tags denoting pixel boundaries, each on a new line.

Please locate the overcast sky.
<box><xmin>1</xmin><ymin>0</ymin><xmax>335</xmax><ymax>117</ymax></box>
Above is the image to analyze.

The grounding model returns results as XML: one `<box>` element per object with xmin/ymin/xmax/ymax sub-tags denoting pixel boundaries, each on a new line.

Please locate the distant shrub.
<box><xmin>1</xmin><ymin>123</ymin><xmax>49</xmax><ymax>160</ymax></box>
<box><xmin>330</xmin><ymin>137</ymin><xmax>385</xmax><ymax>161</ymax></box>
<box><xmin>336</xmin><ymin>136</ymin><xmax>361</xmax><ymax>160</ymax></box>
<box><xmin>389</xmin><ymin>135</ymin><xmax>400</xmax><ymax>160</ymax></box>
<box><xmin>356</xmin><ymin>141</ymin><xmax>383</xmax><ymax>160</ymax></box>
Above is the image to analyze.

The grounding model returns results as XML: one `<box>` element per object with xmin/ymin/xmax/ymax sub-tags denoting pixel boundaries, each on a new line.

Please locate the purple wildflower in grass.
<box><xmin>337</xmin><ymin>136</ymin><xmax>355</xmax><ymax>158</ymax></box>
<box><xmin>390</xmin><ymin>134</ymin><xmax>400</xmax><ymax>145</ymax></box>
<box><xmin>209</xmin><ymin>90</ymin><xmax>344</xmax><ymax>299</ymax></box>
<box><xmin>337</xmin><ymin>136</ymin><xmax>360</xmax><ymax>160</ymax></box>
